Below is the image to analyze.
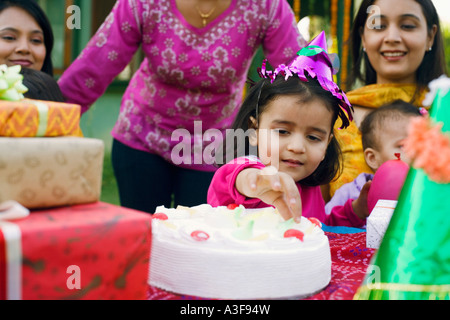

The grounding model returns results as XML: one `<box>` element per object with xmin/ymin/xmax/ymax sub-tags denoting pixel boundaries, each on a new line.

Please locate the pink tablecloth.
<box><xmin>147</xmin><ymin>231</ymin><xmax>375</xmax><ymax>300</ymax></box>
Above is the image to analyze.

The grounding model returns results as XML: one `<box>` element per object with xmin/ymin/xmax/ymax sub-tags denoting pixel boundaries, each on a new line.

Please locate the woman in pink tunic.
<box><xmin>58</xmin><ymin>0</ymin><xmax>305</xmax><ymax>213</ymax></box>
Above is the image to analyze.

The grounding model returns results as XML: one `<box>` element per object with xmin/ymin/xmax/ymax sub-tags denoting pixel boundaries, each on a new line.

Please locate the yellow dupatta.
<box><xmin>329</xmin><ymin>84</ymin><xmax>427</xmax><ymax>198</ymax></box>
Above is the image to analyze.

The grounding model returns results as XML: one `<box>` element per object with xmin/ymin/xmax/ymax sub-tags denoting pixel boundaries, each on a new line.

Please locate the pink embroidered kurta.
<box><xmin>58</xmin><ymin>0</ymin><xmax>305</xmax><ymax>172</ymax></box>
<box><xmin>207</xmin><ymin>157</ymin><xmax>367</xmax><ymax>228</ymax></box>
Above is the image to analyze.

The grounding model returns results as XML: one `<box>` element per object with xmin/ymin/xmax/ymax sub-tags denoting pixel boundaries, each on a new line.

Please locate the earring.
<box><xmin>363</xmin><ymin>47</ymin><xmax>366</xmax><ymax>52</ymax></box>
<box><xmin>428</xmin><ymin>47</ymin><xmax>433</xmax><ymax>52</ymax></box>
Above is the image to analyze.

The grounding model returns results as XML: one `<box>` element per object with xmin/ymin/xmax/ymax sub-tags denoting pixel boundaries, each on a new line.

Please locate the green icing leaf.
<box><xmin>233</xmin><ymin>206</ymin><xmax>244</xmax><ymax>226</ymax></box>
<box><xmin>232</xmin><ymin>220</ymin><xmax>254</xmax><ymax>241</ymax></box>
<box><xmin>277</xmin><ymin>218</ymin><xmax>296</xmax><ymax>234</ymax></box>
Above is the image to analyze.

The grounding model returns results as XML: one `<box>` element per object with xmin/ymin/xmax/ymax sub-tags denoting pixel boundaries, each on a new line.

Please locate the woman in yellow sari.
<box><xmin>325</xmin><ymin>0</ymin><xmax>447</xmax><ymax>201</ymax></box>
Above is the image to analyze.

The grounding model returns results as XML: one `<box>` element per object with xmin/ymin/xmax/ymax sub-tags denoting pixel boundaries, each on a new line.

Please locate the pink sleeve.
<box><xmin>325</xmin><ymin>199</ymin><xmax>367</xmax><ymax>228</ymax></box>
<box><xmin>207</xmin><ymin>157</ymin><xmax>265</xmax><ymax>207</ymax></box>
<box><xmin>58</xmin><ymin>0</ymin><xmax>143</xmax><ymax>112</ymax></box>
<box><xmin>261</xmin><ymin>0</ymin><xmax>307</xmax><ymax>66</ymax></box>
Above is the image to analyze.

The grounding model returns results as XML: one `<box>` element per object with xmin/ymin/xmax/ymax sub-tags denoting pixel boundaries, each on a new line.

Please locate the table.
<box><xmin>146</xmin><ymin>226</ymin><xmax>375</xmax><ymax>300</ymax></box>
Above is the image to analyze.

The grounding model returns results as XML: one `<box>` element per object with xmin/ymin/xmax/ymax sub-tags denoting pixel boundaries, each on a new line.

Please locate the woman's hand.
<box><xmin>236</xmin><ymin>166</ymin><xmax>302</xmax><ymax>222</ymax></box>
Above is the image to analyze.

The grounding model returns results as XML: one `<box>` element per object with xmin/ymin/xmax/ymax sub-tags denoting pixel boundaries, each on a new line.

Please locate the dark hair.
<box><xmin>219</xmin><ymin>74</ymin><xmax>343</xmax><ymax>187</ymax></box>
<box><xmin>360</xmin><ymin>99</ymin><xmax>422</xmax><ymax>150</ymax></box>
<box><xmin>20</xmin><ymin>68</ymin><xmax>65</xmax><ymax>102</ymax></box>
<box><xmin>0</xmin><ymin>0</ymin><xmax>54</xmax><ymax>76</ymax></box>
<box><xmin>348</xmin><ymin>0</ymin><xmax>446</xmax><ymax>93</ymax></box>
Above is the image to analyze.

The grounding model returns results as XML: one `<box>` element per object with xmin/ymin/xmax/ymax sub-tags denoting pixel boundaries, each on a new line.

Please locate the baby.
<box><xmin>325</xmin><ymin>99</ymin><xmax>422</xmax><ymax>214</ymax></box>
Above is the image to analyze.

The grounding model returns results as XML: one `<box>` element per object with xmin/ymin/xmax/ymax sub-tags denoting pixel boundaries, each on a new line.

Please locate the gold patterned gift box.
<box><xmin>0</xmin><ymin>137</ymin><xmax>104</xmax><ymax>209</ymax></box>
<box><xmin>0</xmin><ymin>99</ymin><xmax>83</xmax><ymax>137</ymax></box>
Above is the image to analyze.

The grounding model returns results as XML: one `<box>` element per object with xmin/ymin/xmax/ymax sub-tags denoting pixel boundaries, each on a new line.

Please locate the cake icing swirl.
<box><xmin>153</xmin><ymin>204</ymin><xmax>326</xmax><ymax>250</ymax></box>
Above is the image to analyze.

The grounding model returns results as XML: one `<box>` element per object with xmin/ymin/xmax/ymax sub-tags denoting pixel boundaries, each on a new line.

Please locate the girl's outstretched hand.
<box><xmin>236</xmin><ymin>166</ymin><xmax>302</xmax><ymax>222</ymax></box>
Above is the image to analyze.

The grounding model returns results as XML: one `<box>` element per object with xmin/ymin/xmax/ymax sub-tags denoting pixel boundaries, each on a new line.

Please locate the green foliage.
<box><xmin>442</xmin><ymin>25</ymin><xmax>450</xmax><ymax>74</ymax></box>
<box><xmin>101</xmin><ymin>153</ymin><xmax>120</xmax><ymax>205</ymax></box>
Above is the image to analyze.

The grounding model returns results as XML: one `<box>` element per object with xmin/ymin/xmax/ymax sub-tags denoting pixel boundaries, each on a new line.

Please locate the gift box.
<box><xmin>0</xmin><ymin>137</ymin><xmax>104</xmax><ymax>209</ymax></box>
<box><xmin>366</xmin><ymin>200</ymin><xmax>397</xmax><ymax>249</ymax></box>
<box><xmin>0</xmin><ymin>99</ymin><xmax>82</xmax><ymax>137</ymax></box>
<box><xmin>0</xmin><ymin>202</ymin><xmax>152</xmax><ymax>300</ymax></box>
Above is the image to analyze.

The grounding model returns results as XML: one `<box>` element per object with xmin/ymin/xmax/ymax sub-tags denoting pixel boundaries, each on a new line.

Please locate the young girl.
<box><xmin>208</xmin><ymin>32</ymin><xmax>368</xmax><ymax>227</ymax></box>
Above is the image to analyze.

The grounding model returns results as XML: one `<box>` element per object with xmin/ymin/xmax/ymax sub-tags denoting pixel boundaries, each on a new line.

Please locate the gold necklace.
<box><xmin>196</xmin><ymin>1</ymin><xmax>218</xmax><ymax>27</ymax></box>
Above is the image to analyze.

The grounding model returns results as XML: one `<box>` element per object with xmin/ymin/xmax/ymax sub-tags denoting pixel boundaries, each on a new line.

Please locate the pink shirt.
<box><xmin>58</xmin><ymin>0</ymin><xmax>305</xmax><ymax>172</ymax></box>
<box><xmin>207</xmin><ymin>157</ymin><xmax>366</xmax><ymax>227</ymax></box>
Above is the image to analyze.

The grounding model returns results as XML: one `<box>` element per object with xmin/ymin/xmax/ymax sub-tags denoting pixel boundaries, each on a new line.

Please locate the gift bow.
<box><xmin>0</xmin><ymin>65</ymin><xmax>28</xmax><ymax>101</ymax></box>
<box><xmin>0</xmin><ymin>201</ymin><xmax>30</xmax><ymax>221</ymax></box>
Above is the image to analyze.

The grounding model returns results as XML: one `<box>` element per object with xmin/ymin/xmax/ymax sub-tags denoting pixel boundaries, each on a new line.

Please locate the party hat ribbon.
<box><xmin>258</xmin><ymin>31</ymin><xmax>353</xmax><ymax>129</ymax></box>
<box><xmin>298</xmin><ymin>45</ymin><xmax>326</xmax><ymax>57</ymax></box>
<box><xmin>0</xmin><ymin>64</ymin><xmax>28</xmax><ymax>101</ymax></box>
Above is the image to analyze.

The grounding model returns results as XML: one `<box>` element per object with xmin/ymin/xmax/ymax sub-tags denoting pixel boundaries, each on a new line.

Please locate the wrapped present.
<box><xmin>0</xmin><ymin>137</ymin><xmax>104</xmax><ymax>209</ymax></box>
<box><xmin>0</xmin><ymin>202</ymin><xmax>152</xmax><ymax>300</ymax></box>
<box><xmin>0</xmin><ymin>99</ymin><xmax>83</xmax><ymax>137</ymax></box>
<box><xmin>366</xmin><ymin>200</ymin><xmax>397</xmax><ymax>249</ymax></box>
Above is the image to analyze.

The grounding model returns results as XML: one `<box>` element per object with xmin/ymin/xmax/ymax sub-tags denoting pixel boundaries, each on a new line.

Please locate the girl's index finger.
<box><xmin>279</xmin><ymin>173</ymin><xmax>302</xmax><ymax>222</ymax></box>
<box><xmin>272</xmin><ymin>196</ymin><xmax>294</xmax><ymax>221</ymax></box>
<box><xmin>259</xmin><ymin>166</ymin><xmax>280</xmax><ymax>190</ymax></box>
<box><xmin>288</xmin><ymin>194</ymin><xmax>302</xmax><ymax>223</ymax></box>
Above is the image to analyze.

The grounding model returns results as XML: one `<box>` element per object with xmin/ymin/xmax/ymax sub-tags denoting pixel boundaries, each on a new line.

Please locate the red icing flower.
<box><xmin>284</xmin><ymin>229</ymin><xmax>304</xmax><ymax>242</ymax></box>
<box><xmin>227</xmin><ymin>204</ymin><xmax>239</xmax><ymax>210</ymax></box>
<box><xmin>191</xmin><ymin>231</ymin><xmax>210</xmax><ymax>242</ymax></box>
<box><xmin>153</xmin><ymin>213</ymin><xmax>168</xmax><ymax>220</ymax></box>
<box><xmin>308</xmin><ymin>217</ymin><xmax>322</xmax><ymax>228</ymax></box>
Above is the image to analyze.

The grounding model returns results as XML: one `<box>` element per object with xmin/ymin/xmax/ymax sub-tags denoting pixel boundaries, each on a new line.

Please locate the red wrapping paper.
<box><xmin>0</xmin><ymin>230</ymin><xmax>7</xmax><ymax>300</ymax></box>
<box><xmin>0</xmin><ymin>202</ymin><xmax>152</xmax><ymax>300</ymax></box>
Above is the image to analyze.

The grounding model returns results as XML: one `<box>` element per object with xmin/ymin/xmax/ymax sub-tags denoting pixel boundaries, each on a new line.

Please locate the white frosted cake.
<box><xmin>148</xmin><ymin>204</ymin><xmax>331</xmax><ymax>299</ymax></box>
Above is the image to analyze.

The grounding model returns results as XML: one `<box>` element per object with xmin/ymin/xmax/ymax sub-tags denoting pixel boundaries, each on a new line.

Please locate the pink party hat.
<box><xmin>258</xmin><ymin>31</ymin><xmax>353</xmax><ymax>128</ymax></box>
<box><xmin>290</xmin><ymin>31</ymin><xmax>336</xmax><ymax>79</ymax></box>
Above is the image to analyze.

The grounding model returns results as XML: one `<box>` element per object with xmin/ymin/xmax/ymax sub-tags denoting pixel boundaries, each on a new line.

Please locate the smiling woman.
<box><xmin>0</xmin><ymin>0</ymin><xmax>54</xmax><ymax>76</ymax></box>
<box><xmin>361</xmin><ymin>0</ymin><xmax>437</xmax><ymax>85</ymax></box>
<box><xmin>324</xmin><ymin>0</ymin><xmax>448</xmax><ymax>202</ymax></box>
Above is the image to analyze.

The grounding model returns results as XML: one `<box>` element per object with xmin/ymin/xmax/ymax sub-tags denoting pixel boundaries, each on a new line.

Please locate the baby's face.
<box><xmin>372</xmin><ymin>116</ymin><xmax>414</xmax><ymax>167</ymax></box>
